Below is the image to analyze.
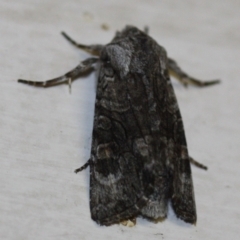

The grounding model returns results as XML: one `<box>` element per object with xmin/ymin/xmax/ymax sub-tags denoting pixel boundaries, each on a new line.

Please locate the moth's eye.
<box><xmin>101</xmin><ymin>51</ymin><xmax>110</xmax><ymax>63</ymax></box>
<box><xmin>101</xmin><ymin>52</ymin><xmax>114</xmax><ymax>77</ymax></box>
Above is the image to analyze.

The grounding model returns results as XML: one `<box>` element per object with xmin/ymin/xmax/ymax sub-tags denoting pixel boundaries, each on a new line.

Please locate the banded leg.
<box><xmin>168</xmin><ymin>58</ymin><xmax>220</xmax><ymax>87</ymax></box>
<box><xmin>75</xmin><ymin>159</ymin><xmax>91</xmax><ymax>173</ymax></box>
<box><xmin>61</xmin><ymin>32</ymin><xmax>103</xmax><ymax>56</ymax></box>
<box><xmin>189</xmin><ymin>156</ymin><xmax>207</xmax><ymax>170</ymax></box>
<box><xmin>18</xmin><ymin>57</ymin><xmax>98</xmax><ymax>90</ymax></box>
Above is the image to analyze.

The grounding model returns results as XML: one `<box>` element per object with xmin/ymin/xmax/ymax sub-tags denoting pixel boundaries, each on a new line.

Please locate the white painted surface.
<box><xmin>0</xmin><ymin>0</ymin><xmax>239</xmax><ymax>239</ymax></box>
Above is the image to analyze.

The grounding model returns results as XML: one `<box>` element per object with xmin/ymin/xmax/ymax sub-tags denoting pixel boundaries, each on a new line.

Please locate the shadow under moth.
<box><xmin>18</xmin><ymin>26</ymin><xmax>219</xmax><ymax>226</ymax></box>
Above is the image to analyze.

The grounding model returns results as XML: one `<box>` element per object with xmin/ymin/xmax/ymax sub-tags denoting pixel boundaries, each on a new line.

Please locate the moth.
<box><xmin>18</xmin><ymin>26</ymin><xmax>219</xmax><ymax>226</ymax></box>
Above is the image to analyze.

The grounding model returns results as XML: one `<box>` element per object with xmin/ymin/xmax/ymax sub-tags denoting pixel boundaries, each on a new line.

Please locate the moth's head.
<box><xmin>99</xmin><ymin>25</ymin><xmax>159</xmax><ymax>82</ymax></box>
<box><xmin>100</xmin><ymin>42</ymin><xmax>132</xmax><ymax>79</ymax></box>
<box><xmin>114</xmin><ymin>25</ymin><xmax>145</xmax><ymax>40</ymax></box>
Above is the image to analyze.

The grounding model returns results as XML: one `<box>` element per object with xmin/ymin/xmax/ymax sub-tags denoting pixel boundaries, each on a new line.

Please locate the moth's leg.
<box><xmin>75</xmin><ymin>159</ymin><xmax>91</xmax><ymax>173</ymax></box>
<box><xmin>61</xmin><ymin>32</ymin><xmax>103</xmax><ymax>56</ymax></box>
<box><xmin>168</xmin><ymin>58</ymin><xmax>220</xmax><ymax>87</ymax></box>
<box><xmin>18</xmin><ymin>57</ymin><xmax>98</xmax><ymax>90</ymax></box>
<box><xmin>189</xmin><ymin>156</ymin><xmax>207</xmax><ymax>170</ymax></box>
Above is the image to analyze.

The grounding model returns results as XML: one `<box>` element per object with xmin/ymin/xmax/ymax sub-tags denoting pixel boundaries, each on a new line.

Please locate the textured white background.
<box><xmin>0</xmin><ymin>0</ymin><xmax>239</xmax><ymax>239</ymax></box>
